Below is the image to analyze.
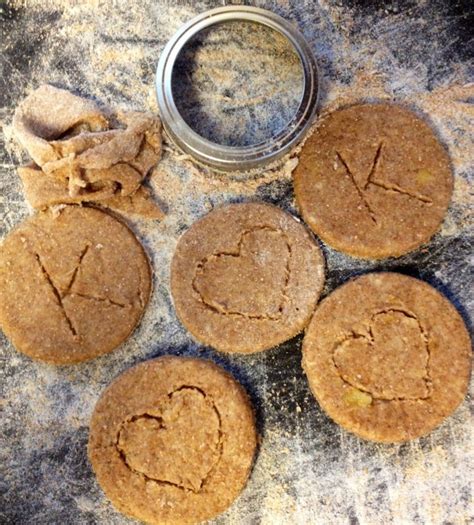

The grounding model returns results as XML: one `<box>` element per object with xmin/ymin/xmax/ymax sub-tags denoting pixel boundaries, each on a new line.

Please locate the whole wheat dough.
<box><xmin>171</xmin><ymin>202</ymin><xmax>325</xmax><ymax>353</ymax></box>
<box><xmin>0</xmin><ymin>206</ymin><xmax>152</xmax><ymax>364</ymax></box>
<box><xmin>88</xmin><ymin>356</ymin><xmax>257</xmax><ymax>525</ymax></box>
<box><xmin>293</xmin><ymin>103</ymin><xmax>452</xmax><ymax>259</ymax></box>
<box><xmin>18</xmin><ymin>164</ymin><xmax>164</xmax><ymax>220</ymax></box>
<box><xmin>302</xmin><ymin>272</ymin><xmax>471</xmax><ymax>442</ymax></box>
<box><xmin>13</xmin><ymin>85</ymin><xmax>164</xmax><ymax>219</ymax></box>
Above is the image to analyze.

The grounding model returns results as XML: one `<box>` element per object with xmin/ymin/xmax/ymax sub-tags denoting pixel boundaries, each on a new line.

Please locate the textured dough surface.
<box><xmin>302</xmin><ymin>272</ymin><xmax>471</xmax><ymax>442</ymax></box>
<box><xmin>18</xmin><ymin>164</ymin><xmax>164</xmax><ymax>219</ymax></box>
<box><xmin>12</xmin><ymin>85</ymin><xmax>164</xmax><ymax>219</ymax></box>
<box><xmin>0</xmin><ymin>205</ymin><xmax>151</xmax><ymax>364</ymax></box>
<box><xmin>293</xmin><ymin>103</ymin><xmax>453</xmax><ymax>259</ymax></box>
<box><xmin>88</xmin><ymin>356</ymin><xmax>257</xmax><ymax>525</ymax></box>
<box><xmin>171</xmin><ymin>202</ymin><xmax>325</xmax><ymax>353</ymax></box>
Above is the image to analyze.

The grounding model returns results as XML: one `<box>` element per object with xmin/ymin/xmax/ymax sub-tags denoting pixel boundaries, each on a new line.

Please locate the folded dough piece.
<box><xmin>18</xmin><ymin>164</ymin><xmax>115</xmax><ymax>206</ymax></box>
<box><xmin>101</xmin><ymin>186</ymin><xmax>165</xmax><ymax>220</ymax></box>
<box><xmin>12</xmin><ymin>85</ymin><xmax>164</xmax><ymax>220</ymax></box>
<box><xmin>18</xmin><ymin>164</ymin><xmax>165</xmax><ymax>220</ymax></box>
<box><xmin>13</xmin><ymin>85</ymin><xmax>108</xmax><ymax>168</ymax></box>
<box><xmin>51</xmin><ymin>162</ymin><xmax>143</xmax><ymax>198</ymax></box>
<box><xmin>44</xmin><ymin>111</ymin><xmax>161</xmax><ymax>175</ymax></box>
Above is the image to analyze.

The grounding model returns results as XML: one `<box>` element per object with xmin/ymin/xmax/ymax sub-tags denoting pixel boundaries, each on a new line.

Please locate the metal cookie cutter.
<box><xmin>156</xmin><ymin>5</ymin><xmax>319</xmax><ymax>172</ymax></box>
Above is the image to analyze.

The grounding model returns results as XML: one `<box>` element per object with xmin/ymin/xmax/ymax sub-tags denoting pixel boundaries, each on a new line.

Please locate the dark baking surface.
<box><xmin>1</xmin><ymin>1</ymin><xmax>473</xmax><ymax>524</ymax></box>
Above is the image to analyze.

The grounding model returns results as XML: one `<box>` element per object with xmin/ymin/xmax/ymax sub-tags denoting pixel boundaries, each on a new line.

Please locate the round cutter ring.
<box><xmin>156</xmin><ymin>5</ymin><xmax>320</xmax><ymax>172</ymax></box>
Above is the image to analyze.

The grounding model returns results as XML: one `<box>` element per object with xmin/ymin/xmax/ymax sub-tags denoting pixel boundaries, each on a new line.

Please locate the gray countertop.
<box><xmin>1</xmin><ymin>1</ymin><xmax>473</xmax><ymax>524</ymax></box>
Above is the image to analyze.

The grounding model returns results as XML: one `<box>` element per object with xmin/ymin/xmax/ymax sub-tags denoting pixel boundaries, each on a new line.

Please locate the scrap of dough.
<box><xmin>18</xmin><ymin>164</ymin><xmax>165</xmax><ymax>220</ymax></box>
<box><xmin>12</xmin><ymin>85</ymin><xmax>164</xmax><ymax>220</ymax></box>
<box><xmin>50</xmin><ymin>162</ymin><xmax>143</xmax><ymax>197</ymax></box>
<box><xmin>13</xmin><ymin>84</ymin><xmax>108</xmax><ymax>168</ymax></box>
<box><xmin>45</xmin><ymin>111</ymin><xmax>161</xmax><ymax>175</ymax></box>
<box><xmin>101</xmin><ymin>186</ymin><xmax>165</xmax><ymax>220</ymax></box>
<box><xmin>70</xmin><ymin>112</ymin><xmax>160</xmax><ymax>170</ymax></box>
<box><xmin>18</xmin><ymin>164</ymin><xmax>116</xmax><ymax>206</ymax></box>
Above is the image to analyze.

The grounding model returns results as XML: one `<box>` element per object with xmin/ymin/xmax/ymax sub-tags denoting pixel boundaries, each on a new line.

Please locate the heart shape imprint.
<box><xmin>117</xmin><ymin>387</ymin><xmax>221</xmax><ymax>492</ymax></box>
<box><xmin>193</xmin><ymin>227</ymin><xmax>291</xmax><ymax>319</ymax></box>
<box><xmin>333</xmin><ymin>309</ymin><xmax>431</xmax><ymax>400</ymax></box>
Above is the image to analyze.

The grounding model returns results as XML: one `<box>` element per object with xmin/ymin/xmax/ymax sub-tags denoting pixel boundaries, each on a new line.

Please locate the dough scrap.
<box><xmin>18</xmin><ymin>164</ymin><xmax>165</xmax><ymax>220</ymax></box>
<box><xmin>13</xmin><ymin>85</ymin><xmax>164</xmax><ymax>220</ymax></box>
<box><xmin>13</xmin><ymin>84</ymin><xmax>107</xmax><ymax>167</ymax></box>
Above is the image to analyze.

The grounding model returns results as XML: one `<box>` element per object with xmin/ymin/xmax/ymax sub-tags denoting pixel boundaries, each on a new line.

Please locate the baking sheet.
<box><xmin>1</xmin><ymin>1</ymin><xmax>473</xmax><ymax>524</ymax></box>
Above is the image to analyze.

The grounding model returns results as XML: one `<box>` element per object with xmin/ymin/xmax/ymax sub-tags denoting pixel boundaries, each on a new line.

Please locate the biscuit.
<box><xmin>0</xmin><ymin>206</ymin><xmax>151</xmax><ymax>364</ymax></box>
<box><xmin>293</xmin><ymin>104</ymin><xmax>452</xmax><ymax>259</ymax></box>
<box><xmin>88</xmin><ymin>356</ymin><xmax>257</xmax><ymax>525</ymax></box>
<box><xmin>171</xmin><ymin>202</ymin><xmax>325</xmax><ymax>353</ymax></box>
<box><xmin>302</xmin><ymin>272</ymin><xmax>471</xmax><ymax>442</ymax></box>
